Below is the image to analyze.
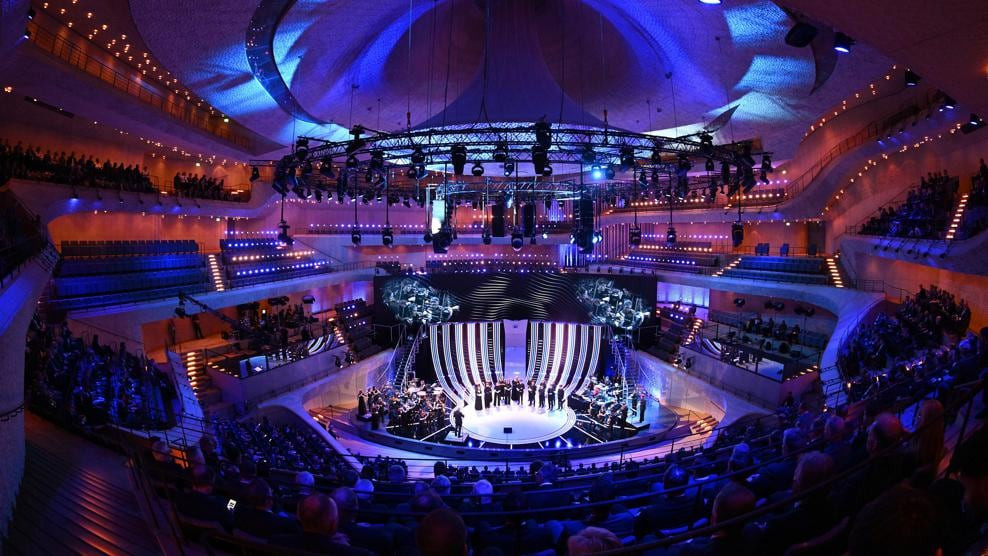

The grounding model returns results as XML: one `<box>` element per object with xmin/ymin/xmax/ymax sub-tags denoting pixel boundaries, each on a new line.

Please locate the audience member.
<box><xmin>417</xmin><ymin>508</ymin><xmax>469</xmax><ymax>556</ymax></box>
<box><xmin>568</xmin><ymin>526</ymin><xmax>623</xmax><ymax>555</ymax></box>
<box><xmin>848</xmin><ymin>485</ymin><xmax>941</xmax><ymax>556</ymax></box>
<box><xmin>270</xmin><ymin>493</ymin><xmax>373</xmax><ymax>555</ymax></box>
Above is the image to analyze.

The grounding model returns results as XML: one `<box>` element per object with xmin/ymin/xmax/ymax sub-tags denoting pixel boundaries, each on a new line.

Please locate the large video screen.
<box><xmin>374</xmin><ymin>273</ymin><xmax>656</xmax><ymax>330</ymax></box>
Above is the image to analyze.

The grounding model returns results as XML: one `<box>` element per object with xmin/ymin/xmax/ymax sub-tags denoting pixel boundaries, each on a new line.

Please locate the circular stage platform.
<box><xmin>455</xmin><ymin>404</ymin><xmax>577</xmax><ymax>445</ymax></box>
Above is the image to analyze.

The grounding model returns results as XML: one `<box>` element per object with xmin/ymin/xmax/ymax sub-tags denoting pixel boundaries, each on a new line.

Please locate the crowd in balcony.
<box><xmin>25</xmin><ymin>317</ymin><xmax>177</xmax><ymax>430</ymax></box>
<box><xmin>0</xmin><ymin>139</ymin><xmax>155</xmax><ymax>193</ymax></box>
<box><xmin>837</xmin><ymin>284</ymin><xmax>979</xmax><ymax>399</ymax></box>
<box><xmin>172</xmin><ymin>172</ymin><xmax>233</xmax><ymax>201</ymax></box>
<box><xmin>858</xmin><ymin>171</ymin><xmax>957</xmax><ymax>239</ymax></box>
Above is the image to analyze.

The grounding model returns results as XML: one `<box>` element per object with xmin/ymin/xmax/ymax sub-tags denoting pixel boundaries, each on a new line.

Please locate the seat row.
<box><xmin>723</xmin><ymin>267</ymin><xmax>830</xmax><ymax>285</ymax></box>
<box><xmin>58</xmin><ymin>253</ymin><xmax>204</xmax><ymax>277</ymax></box>
<box><xmin>53</xmin><ymin>267</ymin><xmax>207</xmax><ymax>299</ymax></box>
<box><xmin>60</xmin><ymin>239</ymin><xmax>198</xmax><ymax>258</ymax></box>
<box><xmin>49</xmin><ymin>283</ymin><xmax>208</xmax><ymax>311</ymax></box>
<box><xmin>736</xmin><ymin>256</ymin><xmax>825</xmax><ymax>274</ymax></box>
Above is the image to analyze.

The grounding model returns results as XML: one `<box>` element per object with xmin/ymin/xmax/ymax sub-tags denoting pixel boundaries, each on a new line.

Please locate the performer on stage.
<box><xmin>475</xmin><ymin>384</ymin><xmax>483</xmax><ymax>411</ymax></box>
<box><xmin>453</xmin><ymin>407</ymin><xmax>464</xmax><ymax>437</ymax></box>
<box><xmin>556</xmin><ymin>384</ymin><xmax>565</xmax><ymax>410</ymax></box>
<box><xmin>357</xmin><ymin>390</ymin><xmax>366</xmax><ymax>417</ymax></box>
<box><xmin>638</xmin><ymin>388</ymin><xmax>647</xmax><ymax>422</ymax></box>
<box><xmin>484</xmin><ymin>382</ymin><xmax>492</xmax><ymax>410</ymax></box>
<box><xmin>538</xmin><ymin>382</ymin><xmax>546</xmax><ymax>408</ymax></box>
<box><xmin>546</xmin><ymin>381</ymin><xmax>555</xmax><ymax>411</ymax></box>
<box><xmin>528</xmin><ymin>379</ymin><xmax>536</xmax><ymax>406</ymax></box>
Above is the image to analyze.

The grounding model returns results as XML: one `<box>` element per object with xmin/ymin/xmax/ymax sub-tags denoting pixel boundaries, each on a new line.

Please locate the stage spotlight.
<box><xmin>542</xmin><ymin>164</ymin><xmax>553</xmax><ymax>177</ymax></box>
<box><xmin>510</xmin><ymin>230</ymin><xmax>524</xmax><ymax>251</ymax></box>
<box><xmin>581</xmin><ymin>144</ymin><xmax>596</xmax><ymax>165</ymax></box>
<box><xmin>970</xmin><ymin>113</ymin><xmax>982</xmax><ymax>126</ymax></box>
<box><xmin>733</xmin><ymin>297</ymin><xmax>745</xmax><ymax>308</ymax></box>
<box><xmin>532</xmin><ymin>144</ymin><xmax>549</xmax><ymax>175</ymax></box>
<box><xmin>423</xmin><ymin>230</ymin><xmax>433</xmax><ymax>244</ymax></box>
<box><xmin>666</xmin><ymin>226</ymin><xmax>677</xmax><ymax>245</ymax></box>
<box><xmin>492</xmin><ymin>142</ymin><xmax>509</xmax><ymax>162</ymax></box>
<box><xmin>432</xmin><ymin>228</ymin><xmax>453</xmax><ymax>253</ymax></box>
<box><xmin>277</xmin><ymin>220</ymin><xmax>293</xmax><ymax>246</ymax></box>
<box><xmin>319</xmin><ymin>157</ymin><xmax>335</xmax><ymax>178</ymax></box>
<box><xmin>534</xmin><ymin>119</ymin><xmax>552</xmax><ymax>149</ymax></box>
<box><xmin>731</xmin><ymin>221</ymin><xmax>744</xmax><ymax>247</ymax></box>
<box><xmin>410</xmin><ymin>147</ymin><xmax>426</xmax><ymax>165</ymax></box>
<box><xmin>503</xmin><ymin>159</ymin><xmax>515</xmax><ymax>176</ymax></box>
<box><xmin>833</xmin><ymin>32</ymin><xmax>854</xmax><ymax>53</ymax></box>
<box><xmin>351</xmin><ymin>228</ymin><xmax>362</xmax><ymax>245</ymax></box>
<box><xmin>619</xmin><ymin>145</ymin><xmax>636</xmax><ymax>170</ymax></box>
<box><xmin>294</xmin><ymin>137</ymin><xmax>309</xmax><ymax>161</ymax></box>
<box><xmin>705</xmin><ymin>158</ymin><xmax>715</xmax><ymax>172</ymax></box>
<box><xmin>249</xmin><ymin>166</ymin><xmax>260</xmax><ymax>182</ymax></box>
<box><xmin>27</xmin><ymin>8</ymin><xmax>35</xmax><ymax>20</ymax></box>
<box><xmin>346</xmin><ymin>154</ymin><xmax>358</xmax><ymax>169</ymax></box>
<box><xmin>415</xmin><ymin>163</ymin><xmax>427</xmax><ymax>179</ymax></box>
<box><xmin>904</xmin><ymin>69</ymin><xmax>921</xmax><ymax>87</ymax></box>
<box><xmin>605</xmin><ymin>165</ymin><xmax>616</xmax><ymax>180</ymax></box>
<box><xmin>381</xmin><ymin>226</ymin><xmax>394</xmax><ymax>247</ymax></box>
<box><xmin>940</xmin><ymin>94</ymin><xmax>956</xmax><ymax>111</ymax></box>
<box><xmin>23</xmin><ymin>28</ymin><xmax>30</xmax><ymax>39</ymax></box>
<box><xmin>471</xmin><ymin>162</ymin><xmax>484</xmax><ymax>176</ymax></box>
<box><xmin>370</xmin><ymin>149</ymin><xmax>385</xmax><ymax>171</ymax></box>
<box><xmin>364</xmin><ymin>169</ymin><xmax>373</xmax><ymax>183</ymax></box>
<box><xmin>482</xmin><ymin>228</ymin><xmax>492</xmax><ymax>245</ymax></box>
<box><xmin>592</xmin><ymin>230</ymin><xmax>603</xmax><ymax>244</ymax></box>
<box><xmin>629</xmin><ymin>226</ymin><xmax>642</xmax><ymax>247</ymax></box>
<box><xmin>451</xmin><ymin>144</ymin><xmax>467</xmax><ymax>175</ymax></box>
<box><xmin>590</xmin><ymin>164</ymin><xmax>603</xmax><ymax>180</ymax></box>
<box><xmin>699</xmin><ymin>0</ymin><xmax>721</xmax><ymax>4</ymax></box>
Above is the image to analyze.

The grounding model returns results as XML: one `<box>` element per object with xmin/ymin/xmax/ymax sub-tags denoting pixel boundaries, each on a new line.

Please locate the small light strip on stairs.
<box><xmin>825</xmin><ymin>256</ymin><xmax>844</xmax><ymax>288</ymax></box>
<box><xmin>945</xmin><ymin>193</ymin><xmax>969</xmax><ymax>241</ymax></box>
<box><xmin>684</xmin><ymin>318</ymin><xmax>703</xmax><ymax>345</ymax></box>
<box><xmin>713</xmin><ymin>258</ymin><xmax>741</xmax><ymax>277</ymax></box>
<box><xmin>207</xmin><ymin>254</ymin><xmax>225</xmax><ymax>291</ymax></box>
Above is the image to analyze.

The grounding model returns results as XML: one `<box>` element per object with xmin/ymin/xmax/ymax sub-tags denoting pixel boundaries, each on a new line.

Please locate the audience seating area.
<box><xmin>219</xmin><ymin>239</ymin><xmax>332</xmax><ymax>289</ymax></box>
<box><xmin>723</xmin><ymin>256</ymin><xmax>831</xmax><ymax>285</ymax></box>
<box><xmin>619</xmin><ymin>249</ymin><xmax>722</xmax><ymax>274</ymax></box>
<box><xmin>0</xmin><ymin>189</ymin><xmax>48</xmax><ymax>287</ymax></box>
<box><xmin>51</xmin><ymin>240</ymin><xmax>207</xmax><ymax>311</ymax></box>
<box><xmin>25</xmin><ymin>317</ymin><xmax>177</xmax><ymax>430</ymax></box>
<box><xmin>859</xmin><ymin>172</ymin><xmax>958</xmax><ymax>239</ymax></box>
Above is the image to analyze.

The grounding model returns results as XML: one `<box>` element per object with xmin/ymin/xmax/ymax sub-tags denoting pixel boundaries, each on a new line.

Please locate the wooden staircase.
<box><xmin>3</xmin><ymin>442</ymin><xmax>161</xmax><ymax>555</ymax></box>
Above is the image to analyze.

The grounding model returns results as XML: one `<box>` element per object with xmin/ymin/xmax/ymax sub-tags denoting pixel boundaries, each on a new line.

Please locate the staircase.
<box><xmin>690</xmin><ymin>415</ymin><xmax>719</xmax><ymax>436</ymax></box>
<box><xmin>945</xmin><ymin>192</ymin><xmax>970</xmax><ymax>241</ymax></box>
<box><xmin>183</xmin><ymin>349</ymin><xmax>234</xmax><ymax>419</ymax></box>
<box><xmin>206</xmin><ymin>253</ymin><xmax>226</xmax><ymax>291</ymax></box>
<box><xmin>3</xmin><ymin>442</ymin><xmax>160</xmax><ymax>555</ymax></box>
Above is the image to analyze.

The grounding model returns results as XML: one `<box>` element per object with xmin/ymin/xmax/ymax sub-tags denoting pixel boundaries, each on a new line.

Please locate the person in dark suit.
<box><xmin>556</xmin><ymin>385</ymin><xmax>565</xmax><ymax>410</ymax></box>
<box><xmin>233</xmin><ymin>479</ymin><xmax>301</xmax><ymax>539</ymax></box>
<box><xmin>417</xmin><ymin>508</ymin><xmax>469</xmax><ymax>556</ymax></box>
<box><xmin>453</xmin><ymin>407</ymin><xmax>464</xmax><ymax>437</ymax></box>
<box><xmin>528</xmin><ymin>463</ymin><xmax>571</xmax><ymax>510</ymax></box>
<box><xmin>473</xmin><ymin>490</ymin><xmax>555</xmax><ymax>555</ymax></box>
<box><xmin>749</xmin><ymin>428</ymin><xmax>805</xmax><ymax>498</ymax></box>
<box><xmin>547</xmin><ymin>382</ymin><xmax>555</xmax><ymax>411</ymax></box>
<box><xmin>638</xmin><ymin>391</ymin><xmax>647</xmax><ymax>423</ymax></box>
<box><xmin>634</xmin><ymin>465</ymin><xmax>700</xmax><ymax>537</ymax></box>
<box><xmin>538</xmin><ymin>382</ymin><xmax>546</xmax><ymax>408</ymax></box>
<box><xmin>175</xmin><ymin>467</ymin><xmax>233</xmax><ymax>531</ymax></box>
<box><xmin>671</xmin><ymin>482</ymin><xmax>759</xmax><ymax>556</ymax></box>
<box><xmin>269</xmin><ymin>494</ymin><xmax>373</xmax><ymax>555</ymax></box>
<box><xmin>528</xmin><ymin>380</ymin><xmax>536</xmax><ymax>406</ymax></box>
<box><xmin>760</xmin><ymin>451</ymin><xmax>838</xmax><ymax>554</ymax></box>
<box><xmin>484</xmin><ymin>382</ymin><xmax>492</xmax><ymax>410</ymax></box>
<box><xmin>330</xmin><ymin>487</ymin><xmax>402</xmax><ymax>555</ymax></box>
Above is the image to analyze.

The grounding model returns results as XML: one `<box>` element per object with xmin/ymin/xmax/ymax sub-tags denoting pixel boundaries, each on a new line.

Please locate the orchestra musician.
<box><xmin>556</xmin><ymin>384</ymin><xmax>565</xmax><ymax>410</ymax></box>
<box><xmin>528</xmin><ymin>379</ymin><xmax>536</xmax><ymax>406</ymax></box>
<box><xmin>538</xmin><ymin>382</ymin><xmax>546</xmax><ymax>408</ymax></box>
<box><xmin>546</xmin><ymin>381</ymin><xmax>555</xmax><ymax>411</ymax></box>
<box><xmin>484</xmin><ymin>382</ymin><xmax>492</xmax><ymax>410</ymax></box>
<box><xmin>453</xmin><ymin>407</ymin><xmax>464</xmax><ymax>437</ymax></box>
<box><xmin>475</xmin><ymin>384</ymin><xmax>483</xmax><ymax>411</ymax></box>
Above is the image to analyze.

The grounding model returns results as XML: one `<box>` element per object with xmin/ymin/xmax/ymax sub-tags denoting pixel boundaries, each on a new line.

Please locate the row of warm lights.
<box><xmin>629</xmin><ymin>189</ymin><xmax>786</xmax><ymax>206</ymax></box>
<box><xmin>625</xmin><ymin>255</ymin><xmax>698</xmax><ymax>266</ymax></box>
<box><xmin>433</xmin><ymin>260</ymin><xmax>555</xmax><ymax>266</ymax></box>
<box><xmin>427</xmin><ymin>252</ymin><xmax>552</xmax><ymax>259</ymax></box>
<box><xmin>684</xmin><ymin>317</ymin><xmax>704</xmax><ymax>345</ymax></box>
<box><xmin>234</xmin><ymin>261</ymin><xmax>326</xmax><ymax>276</ymax></box>
<box><xmin>643</xmin><ymin>233</ymin><xmax>728</xmax><ymax>240</ymax></box>
<box><xmin>944</xmin><ymin>193</ymin><xmax>969</xmax><ymax>241</ymax></box>
<box><xmin>803</xmin><ymin>65</ymin><xmax>899</xmax><ymax>139</ymax></box>
<box><xmin>825</xmin><ymin>256</ymin><xmax>844</xmax><ymax>288</ymax></box>
<box><xmin>224</xmin><ymin>240</ymin><xmax>285</xmax><ymax>248</ymax></box>
<box><xmin>226</xmin><ymin>230</ymin><xmax>277</xmax><ymax>235</ymax></box>
<box><xmin>39</xmin><ymin>0</ymin><xmax>221</xmax><ymax>113</ymax></box>
<box><xmin>636</xmin><ymin>244</ymin><xmax>714</xmax><ymax>253</ymax></box>
<box><xmin>821</xmin><ymin>124</ymin><xmax>961</xmax><ymax>215</ymax></box>
<box><xmin>228</xmin><ymin>250</ymin><xmax>314</xmax><ymax>262</ymax></box>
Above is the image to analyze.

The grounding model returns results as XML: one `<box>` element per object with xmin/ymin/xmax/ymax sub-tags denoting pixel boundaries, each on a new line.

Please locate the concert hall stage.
<box><xmin>453</xmin><ymin>404</ymin><xmax>577</xmax><ymax>446</ymax></box>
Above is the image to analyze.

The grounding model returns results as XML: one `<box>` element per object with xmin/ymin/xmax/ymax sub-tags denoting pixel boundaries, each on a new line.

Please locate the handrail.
<box><xmin>25</xmin><ymin>19</ymin><xmax>253</xmax><ymax>151</ymax></box>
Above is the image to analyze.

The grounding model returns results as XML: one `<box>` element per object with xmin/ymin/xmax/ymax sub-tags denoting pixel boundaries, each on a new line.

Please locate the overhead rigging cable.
<box><xmin>440</xmin><ymin>0</ymin><xmax>455</xmax><ymax>128</ymax></box>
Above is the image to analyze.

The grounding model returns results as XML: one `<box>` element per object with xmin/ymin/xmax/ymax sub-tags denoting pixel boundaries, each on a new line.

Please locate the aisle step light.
<box><xmin>945</xmin><ymin>193</ymin><xmax>969</xmax><ymax>241</ymax></box>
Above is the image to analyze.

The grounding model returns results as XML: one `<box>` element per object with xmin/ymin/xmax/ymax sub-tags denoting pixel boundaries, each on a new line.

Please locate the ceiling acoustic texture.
<box><xmin>130</xmin><ymin>0</ymin><xmax>890</xmax><ymax>157</ymax></box>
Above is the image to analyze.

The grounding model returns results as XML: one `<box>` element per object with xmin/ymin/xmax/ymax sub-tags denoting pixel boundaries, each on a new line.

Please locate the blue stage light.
<box><xmin>590</xmin><ymin>164</ymin><xmax>603</xmax><ymax>180</ymax></box>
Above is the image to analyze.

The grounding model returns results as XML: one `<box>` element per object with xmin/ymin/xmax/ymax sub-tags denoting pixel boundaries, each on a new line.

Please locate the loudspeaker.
<box><xmin>732</xmin><ymin>222</ymin><xmax>744</xmax><ymax>247</ymax></box>
<box><xmin>492</xmin><ymin>202</ymin><xmax>506</xmax><ymax>237</ymax></box>
<box><xmin>576</xmin><ymin>197</ymin><xmax>594</xmax><ymax>228</ymax></box>
<box><xmin>503</xmin><ymin>427</ymin><xmax>513</xmax><ymax>434</ymax></box>
<box><xmin>522</xmin><ymin>203</ymin><xmax>536</xmax><ymax>237</ymax></box>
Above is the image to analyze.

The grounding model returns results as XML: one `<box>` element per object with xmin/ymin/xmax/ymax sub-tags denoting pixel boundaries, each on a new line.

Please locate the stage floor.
<box><xmin>453</xmin><ymin>404</ymin><xmax>577</xmax><ymax>446</ymax></box>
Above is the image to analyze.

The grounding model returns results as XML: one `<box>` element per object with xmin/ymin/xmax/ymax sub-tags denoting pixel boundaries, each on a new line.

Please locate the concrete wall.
<box><xmin>0</xmin><ymin>256</ymin><xmax>54</xmax><ymax>536</ymax></box>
